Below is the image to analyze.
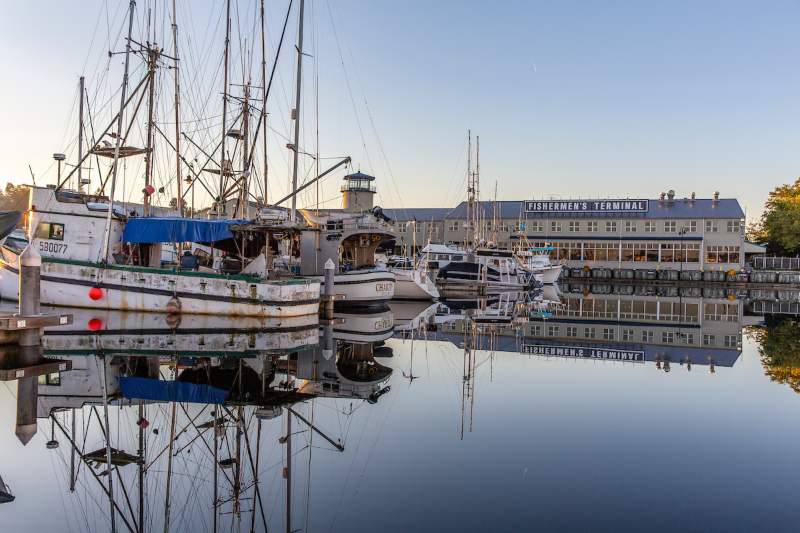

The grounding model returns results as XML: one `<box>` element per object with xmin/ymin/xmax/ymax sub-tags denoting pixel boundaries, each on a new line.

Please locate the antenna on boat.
<box><xmin>100</xmin><ymin>0</ymin><xmax>136</xmax><ymax>264</ymax></box>
<box><xmin>289</xmin><ymin>0</ymin><xmax>307</xmax><ymax>223</ymax></box>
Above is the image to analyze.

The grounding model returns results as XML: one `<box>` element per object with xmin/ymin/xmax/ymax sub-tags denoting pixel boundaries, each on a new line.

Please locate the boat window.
<box><xmin>452</xmin><ymin>255</ymin><xmax>463</xmax><ymax>261</ymax></box>
<box><xmin>35</xmin><ymin>222</ymin><xmax>65</xmax><ymax>241</ymax></box>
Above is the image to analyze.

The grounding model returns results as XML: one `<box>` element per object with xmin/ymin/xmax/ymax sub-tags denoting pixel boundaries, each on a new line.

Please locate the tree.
<box><xmin>749</xmin><ymin>178</ymin><xmax>800</xmax><ymax>255</ymax></box>
<box><xmin>749</xmin><ymin>317</ymin><xmax>800</xmax><ymax>393</ymax></box>
<box><xmin>0</xmin><ymin>183</ymin><xmax>29</xmax><ymax>215</ymax></box>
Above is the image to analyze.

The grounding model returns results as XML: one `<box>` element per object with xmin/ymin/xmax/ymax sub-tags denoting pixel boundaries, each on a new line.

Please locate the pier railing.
<box><xmin>752</xmin><ymin>256</ymin><xmax>800</xmax><ymax>271</ymax></box>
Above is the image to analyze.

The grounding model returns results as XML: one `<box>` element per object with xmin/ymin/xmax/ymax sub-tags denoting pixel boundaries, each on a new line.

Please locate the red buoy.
<box><xmin>87</xmin><ymin>318</ymin><xmax>103</xmax><ymax>331</ymax></box>
<box><xmin>88</xmin><ymin>287</ymin><xmax>104</xmax><ymax>300</ymax></box>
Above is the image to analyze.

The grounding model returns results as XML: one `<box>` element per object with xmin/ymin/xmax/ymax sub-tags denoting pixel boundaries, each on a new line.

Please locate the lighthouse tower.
<box><xmin>341</xmin><ymin>171</ymin><xmax>376</xmax><ymax>213</ymax></box>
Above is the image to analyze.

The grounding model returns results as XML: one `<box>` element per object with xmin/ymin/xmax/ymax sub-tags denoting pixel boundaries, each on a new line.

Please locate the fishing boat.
<box><xmin>0</xmin><ymin>186</ymin><xmax>320</xmax><ymax>316</ymax></box>
<box><xmin>297</xmin><ymin>171</ymin><xmax>397</xmax><ymax>306</ymax></box>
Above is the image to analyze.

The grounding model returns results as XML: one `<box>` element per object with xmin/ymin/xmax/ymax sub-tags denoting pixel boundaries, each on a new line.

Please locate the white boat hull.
<box><xmin>532</xmin><ymin>265</ymin><xmax>563</xmax><ymax>285</ymax></box>
<box><xmin>319</xmin><ymin>269</ymin><xmax>395</xmax><ymax>306</ymax></box>
<box><xmin>0</xmin><ymin>248</ymin><xmax>320</xmax><ymax>317</ymax></box>
<box><xmin>391</xmin><ymin>268</ymin><xmax>439</xmax><ymax>300</ymax></box>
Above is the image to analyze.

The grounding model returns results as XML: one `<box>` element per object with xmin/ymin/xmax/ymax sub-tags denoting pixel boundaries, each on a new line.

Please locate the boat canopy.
<box><xmin>119</xmin><ymin>377</ymin><xmax>229</xmax><ymax>404</ymax></box>
<box><xmin>122</xmin><ymin>217</ymin><xmax>247</xmax><ymax>244</ymax></box>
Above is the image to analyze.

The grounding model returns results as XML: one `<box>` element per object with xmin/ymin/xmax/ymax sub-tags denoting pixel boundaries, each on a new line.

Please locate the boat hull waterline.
<box><xmin>0</xmin><ymin>250</ymin><xmax>320</xmax><ymax>317</ymax></box>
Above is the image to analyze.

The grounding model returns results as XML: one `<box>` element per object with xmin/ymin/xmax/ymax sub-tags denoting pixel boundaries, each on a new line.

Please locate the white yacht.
<box><xmin>516</xmin><ymin>245</ymin><xmax>563</xmax><ymax>285</ymax></box>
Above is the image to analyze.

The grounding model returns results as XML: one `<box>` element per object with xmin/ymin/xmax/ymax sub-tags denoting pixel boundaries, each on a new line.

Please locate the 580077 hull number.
<box><xmin>39</xmin><ymin>241</ymin><xmax>68</xmax><ymax>254</ymax></box>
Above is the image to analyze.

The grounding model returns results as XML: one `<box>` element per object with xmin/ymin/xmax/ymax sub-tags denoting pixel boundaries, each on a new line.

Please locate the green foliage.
<box><xmin>750</xmin><ymin>317</ymin><xmax>800</xmax><ymax>393</ymax></box>
<box><xmin>0</xmin><ymin>183</ymin><xmax>29</xmax><ymax>214</ymax></box>
<box><xmin>750</xmin><ymin>178</ymin><xmax>800</xmax><ymax>255</ymax></box>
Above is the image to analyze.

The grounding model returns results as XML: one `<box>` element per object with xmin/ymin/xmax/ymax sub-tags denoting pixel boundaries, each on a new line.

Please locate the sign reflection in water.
<box><xmin>1</xmin><ymin>285</ymin><xmax>799</xmax><ymax>532</ymax></box>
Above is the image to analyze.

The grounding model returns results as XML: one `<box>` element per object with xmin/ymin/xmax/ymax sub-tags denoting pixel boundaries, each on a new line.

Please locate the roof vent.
<box><xmin>659</xmin><ymin>192</ymin><xmax>665</xmax><ymax>205</ymax></box>
<box><xmin>712</xmin><ymin>191</ymin><xmax>719</xmax><ymax>207</ymax></box>
<box><xmin>667</xmin><ymin>190</ymin><xmax>675</xmax><ymax>205</ymax></box>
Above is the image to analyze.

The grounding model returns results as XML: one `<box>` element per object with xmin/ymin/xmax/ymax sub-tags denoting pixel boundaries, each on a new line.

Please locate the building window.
<box><xmin>622</xmin><ymin>328</ymin><xmax>634</xmax><ymax>341</ymax></box>
<box><xmin>551</xmin><ymin>221</ymin><xmax>562</xmax><ymax>232</ymax></box>
<box><xmin>662</xmin><ymin>331</ymin><xmax>675</xmax><ymax>343</ymax></box>
<box><xmin>584</xmin><ymin>327</ymin><xmax>596</xmax><ymax>339</ymax></box>
<box><xmin>644</xmin><ymin>221</ymin><xmax>656</xmax><ymax>233</ymax></box>
<box><xmin>602</xmin><ymin>328</ymin><xmax>615</xmax><ymax>340</ymax></box>
<box><xmin>587</xmin><ymin>221</ymin><xmax>598</xmax><ymax>233</ymax></box>
<box><xmin>606</xmin><ymin>221</ymin><xmax>617</xmax><ymax>232</ymax></box>
<box><xmin>36</xmin><ymin>222</ymin><xmax>65</xmax><ymax>241</ymax></box>
<box><xmin>688</xmin><ymin>221</ymin><xmax>697</xmax><ymax>233</ymax></box>
<box><xmin>641</xmin><ymin>331</ymin><xmax>654</xmax><ymax>343</ymax></box>
<box><xmin>568</xmin><ymin>221</ymin><xmax>580</xmax><ymax>232</ymax></box>
<box><xmin>705</xmin><ymin>245</ymin><xmax>741</xmax><ymax>264</ymax></box>
<box><xmin>528</xmin><ymin>221</ymin><xmax>543</xmax><ymax>232</ymax></box>
<box><xmin>685</xmin><ymin>333</ymin><xmax>695</xmax><ymax>345</ymax></box>
<box><xmin>703</xmin><ymin>334</ymin><xmax>715</xmax><ymax>346</ymax></box>
<box><xmin>582</xmin><ymin>242</ymin><xmax>620</xmax><ymax>262</ymax></box>
<box><xmin>397</xmin><ymin>222</ymin><xmax>407</xmax><ymax>232</ymax></box>
<box><xmin>727</xmin><ymin>220</ymin><xmax>741</xmax><ymax>233</ymax></box>
<box><xmin>664</xmin><ymin>221</ymin><xmax>676</xmax><ymax>233</ymax></box>
<box><xmin>625</xmin><ymin>221</ymin><xmax>636</xmax><ymax>232</ymax></box>
<box><xmin>704</xmin><ymin>303</ymin><xmax>738</xmax><ymax>322</ymax></box>
<box><xmin>532</xmin><ymin>324</ymin><xmax>542</xmax><ymax>337</ymax></box>
<box><xmin>566</xmin><ymin>326</ymin><xmax>578</xmax><ymax>337</ymax></box>
<box><xmin>448</xmin><ymin>221</ymin><xmax>459</xmax><ymax>232</ymax></box>
<box><xmin>705</xmin><ymin>220</ymin><xmax>718</xmax><ymax>233</ymax></box>
<box><xmin>724</xmin><ymin>334</ymin><xmax>740</xmax><ymax>348</ymax></box>
<box><xmin>659</xmin><ymin>243</ymin><xmax>700</xmax><ymax>263</ymax></box>
<box><xmin>547</xmin><ymin>325</ymin><xmax>559</xmax><ymax>336</ymax></box>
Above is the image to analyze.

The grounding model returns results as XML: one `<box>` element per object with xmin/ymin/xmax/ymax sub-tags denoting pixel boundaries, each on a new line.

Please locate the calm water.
<box><xmin>1</xmin><ymin>289</ymin><xmax>800</xmax><ymax>532</ymax></box>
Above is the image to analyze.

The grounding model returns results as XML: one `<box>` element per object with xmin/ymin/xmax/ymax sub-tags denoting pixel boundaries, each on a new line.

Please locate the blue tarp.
<box><xmin>119</xmin><ymin>377</ymin><xmax>229</xmax><ymax>404</ymax></box>
<box><xmin>122</xmin><ymin>217</ymin><xmax>247</xmax><ymax>244</ymax></box>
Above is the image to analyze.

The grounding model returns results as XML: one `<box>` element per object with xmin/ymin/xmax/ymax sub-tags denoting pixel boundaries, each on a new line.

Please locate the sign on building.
<box><xmin>525</xmin><ymin>200</ymin><xmax>649</xmax><ymax>213</ymax></box>
<box><xmin>522</xmin><ymin>343</ymin><xmax>645</xmax><ymax>361</ymax></box>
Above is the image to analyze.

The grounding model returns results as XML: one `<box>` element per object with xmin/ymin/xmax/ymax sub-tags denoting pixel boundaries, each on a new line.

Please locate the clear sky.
<box><xmin>1</xmin><ymin>0</ymin><xmax>798</xmax><ymax>221</ymax></box>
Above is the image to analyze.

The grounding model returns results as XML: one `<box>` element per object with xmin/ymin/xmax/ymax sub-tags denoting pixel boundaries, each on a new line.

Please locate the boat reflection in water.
<box><xmin>2</xmin><ymin>306</ymin><xmax>392</xmax><ymax>532</ymax></box>
<box><xmin>5</xmin><ymin>286</ymin><xmax>797</xmax><ymax>532</ymax></box>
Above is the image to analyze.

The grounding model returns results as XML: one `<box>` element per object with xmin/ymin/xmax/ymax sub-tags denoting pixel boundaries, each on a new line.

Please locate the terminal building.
<box><xmin>384</xmin><ymin>191</ymin><xmax>756</xmax><ymax>272</ymax></box>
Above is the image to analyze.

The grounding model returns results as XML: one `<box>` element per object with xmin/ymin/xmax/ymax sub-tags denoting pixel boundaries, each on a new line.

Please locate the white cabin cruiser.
<box><xmin>0</xmin><ymin>186</ymin><xmax>320</xmax><ymax>317</ymax></box>
<box><xmin>516</xmin><ymin>245</ymin><xmax>563</xmax><ymax>285</ymax></box>
<box><xmin>437</xmin><ymin>247</ymin><xmax>536</xmax><ymax>294</ymax></box>
<box><xmin>391</xmin><ymin>265</ymin><xmax>439</xmax><ymax>300</ymax></box>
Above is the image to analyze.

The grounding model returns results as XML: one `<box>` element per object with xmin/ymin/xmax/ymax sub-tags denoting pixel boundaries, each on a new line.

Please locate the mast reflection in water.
<box><xmin>2</xmin><ymin>287</ymin><xmax>800</xmax><ymax>532</ymax></box>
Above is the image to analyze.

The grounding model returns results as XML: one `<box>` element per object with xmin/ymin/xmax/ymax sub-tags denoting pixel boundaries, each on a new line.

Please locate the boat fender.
<box><xmin>166</xmin><ymin>296</ymin><xmax>182</xmax><ymax>314</ymax></box>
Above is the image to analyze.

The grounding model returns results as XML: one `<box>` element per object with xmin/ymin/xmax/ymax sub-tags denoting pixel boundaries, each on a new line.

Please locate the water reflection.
<box><xmin>2</xmin><ymin>286</ymin><xmax>800</xmax><ymax>531</ymax></box>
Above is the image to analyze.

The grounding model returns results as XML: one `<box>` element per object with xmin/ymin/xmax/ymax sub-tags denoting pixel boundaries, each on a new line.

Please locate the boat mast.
<box><xmin>466</xmin><ymin>130</ymin><xmax>472</xmax><ymax>251</ymax></box>
<box><xmin>260</xmin><ymin>0</ymin><xmax>269</xmax><ymax>205</ymax></box>
<box><xmin>100</xmin><ymin>0</ymin><xmax>136</xmax><ymax>263</ymax></box>
<box><xmin>241</xmin><ymin>82</ymin><xmax>251</xmax><ymax>219</ymax></box>
<box><xmin>171</xmin><ymin>0</ymin><xmax>182</xmax><ymax>215</ymax></box>
<box><xmin>475</xmin><ymin>135</ymin><xmax>481</xmax><ymax>245</ymax></box>
<box><xmin>143</xmin><ymin>42</ymin><xmax>160</xmax><ymax>217</ymax></box>
<box><xmin>289</xmin><ymin>0</ymin><xmax>306</xmax><ymax>222</ymax></box>
<box><xmin>77</xmin><ymin>76</ymin><xmax>85</xmax><ymax>192</ymax></box>
<box><xmin>285</xmin><ymin>408</ymin><xmax>292</xmax><ymax>533</ymax></box>
<box><xmin>219</xmin><ymin>0</ymin><xmax>231</xmax><ymax>216</ymax></box>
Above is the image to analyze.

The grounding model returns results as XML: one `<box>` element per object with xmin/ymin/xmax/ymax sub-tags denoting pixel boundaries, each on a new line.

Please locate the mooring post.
<box><xmin>14</xmin><ymin>244</ymin><xmax>42</xmax><ymax>446</ymax></box>
<box><xmin>19</xmin><ymin>244</ymin><xmax>42</xmax><ymax>347</ymax></box>
<box><xmin>323</xmin><ymin>258</ymin><xmax>335</xmax><ymax>319</ymax></box>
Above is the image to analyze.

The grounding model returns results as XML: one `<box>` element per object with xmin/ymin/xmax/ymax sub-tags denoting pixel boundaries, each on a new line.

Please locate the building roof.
<box><xmin>382</xmin><ymin>207</ymin><xmax>455</xmax><ymax>221</ymax></box>
<box><xmin>387</xmin><ymin>199</ymin><xmax>744</xmax><ymax>221</ymax></box>
<box><xmin>344</xmin><ymin>171</ymin><xmax>375</xmax><ymax>181</ymax></box>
